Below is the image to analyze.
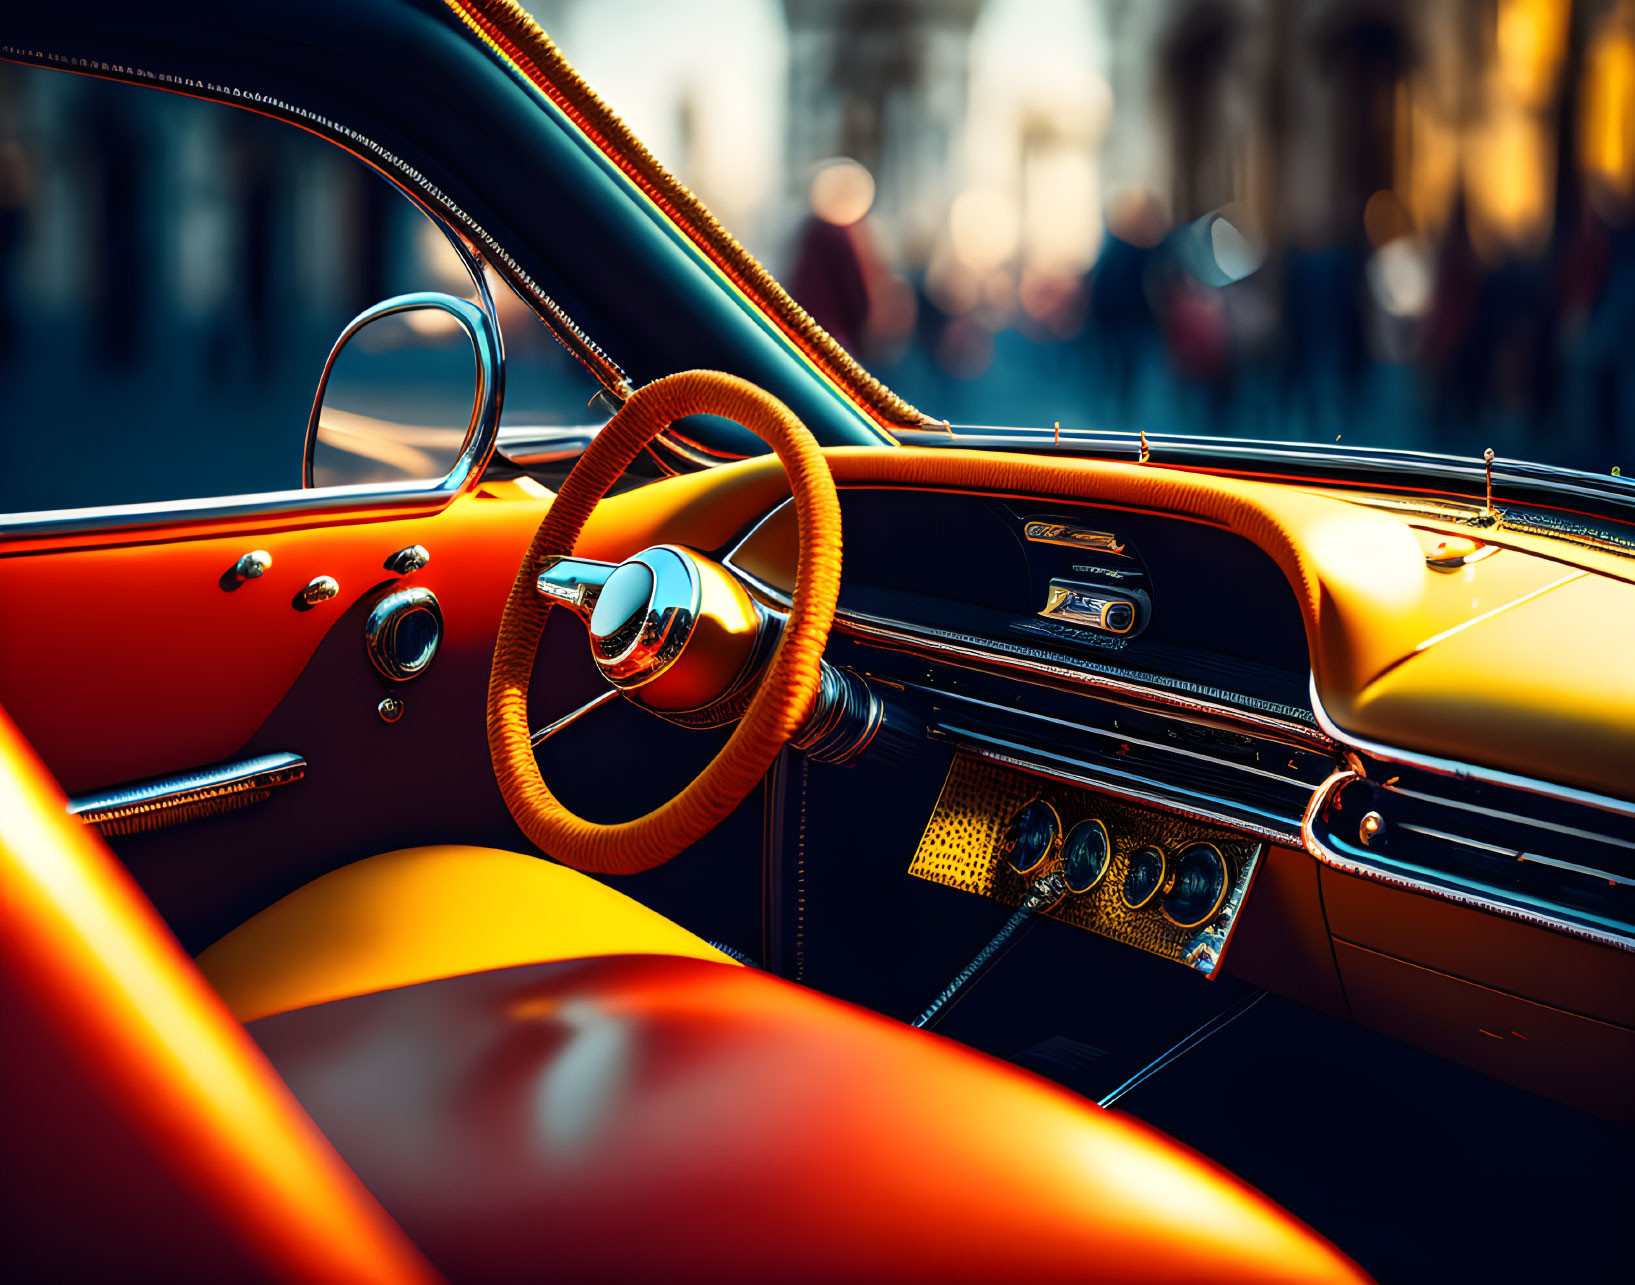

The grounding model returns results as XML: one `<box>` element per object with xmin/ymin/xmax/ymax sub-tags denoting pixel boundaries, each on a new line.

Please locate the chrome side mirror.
<box><xmin>304</xmin><ymin>292</ymin><xmax>502</xmax><ymax>490</ymax></box>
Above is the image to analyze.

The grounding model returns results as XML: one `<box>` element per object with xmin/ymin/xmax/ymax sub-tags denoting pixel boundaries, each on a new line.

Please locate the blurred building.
<box><xmin>5</xmin><ymin>0</ymin><xmax>1633</xmax><ymax>478</ymax></box>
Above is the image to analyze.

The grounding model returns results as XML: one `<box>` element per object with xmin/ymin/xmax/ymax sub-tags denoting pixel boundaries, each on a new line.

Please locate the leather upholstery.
<box><xmin>198</xmin><ymin>846</ymin><xmax>737</xmax><ymax>1023</ymax></box>
<box><xmin>489</xmin><ymin>371</ymin><xmax>844</xmax><ymax>873</ymax></box>
<box><xmin>0</xmin><ymin>703</ymin><xmax>438</xmax><ymax>1284</ymax></box>
<box><xmin>251</xmin><ymin>953</ymin><xmax>1371</xmax><ymax>1285</ymax></box>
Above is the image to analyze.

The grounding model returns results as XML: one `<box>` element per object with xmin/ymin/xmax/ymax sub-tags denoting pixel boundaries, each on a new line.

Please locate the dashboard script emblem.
<box><xmin>1023</xmin><ymin>521</ymin><xmax>1127</xmax><ymax>556</ymax></box>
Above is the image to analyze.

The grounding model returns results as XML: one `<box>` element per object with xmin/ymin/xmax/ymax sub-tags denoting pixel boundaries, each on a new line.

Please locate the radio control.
<box><xmin>1039</xmin><ymin>579</ymin><xmax>1139</xmax><ymax>635</ymax></box>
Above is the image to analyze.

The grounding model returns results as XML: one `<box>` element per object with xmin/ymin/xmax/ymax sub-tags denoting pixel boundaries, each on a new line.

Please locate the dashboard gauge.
<box><xmin>1000</xmin><ymin>800</ymin><xmax>1061</xmax><ymax>877</ymax></box>
<box><xmin>1162</xmin><ymin>842</ymin><xmax>1230</xmax><ymax>928</ymax></box>
<box><xmin>1062</xmin><ymin>818</ymin><xmax>1112</xmax><ymax>894</ymax></box>
<box><xmin>1121</xmin><ymin>844</ymin><xmax>1168</xmax><ymax>910</ymax></box>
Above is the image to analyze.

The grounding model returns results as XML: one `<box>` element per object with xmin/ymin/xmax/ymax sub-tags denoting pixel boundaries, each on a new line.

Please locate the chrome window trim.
<box><xmin>67</xmin><ymin>751</ymin><xmax>306</xmax><ymax>829</ymax></box>
<box><xmin>1301</xmin><ymin>769</ymin><xmax>1635</xmax><ymax>956</ymax></box>
<box><xmin>0</xmin><ymin>39</ymin><xmax>628</xmax><ymax>401</ymax></box>
<box><xmin>1308</xmin><ymin>675</ymin><xmax>1635</xmax><ymax>820</ymax></box>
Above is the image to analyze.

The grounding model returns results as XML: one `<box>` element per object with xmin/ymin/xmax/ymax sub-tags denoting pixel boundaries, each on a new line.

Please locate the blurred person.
<box><xmin>86</xmin><ymin>93</ymin><xmax>145</xmax><ymax>368</ymax></box>
<box><xmin>1084</xmin><ymin>185</ymin><xmax>1168</xmax><ymax>419</ymax></box>
<box><xmin>790</xmin><ymin>158</ymin><xmax>877</xmax><ymax>353</ymax></box>
<box><xmin>1278</xmin><ymin>236</ymin><xmax>1368</xmax><ymax>439</ymax></box>
<box><xmin>233</xmin><ymin>117</ymin><xmax>278</xmax><ymax>382</ymax></box>
<box><xmin>0</xmin><ymin>72</ymin><xmax>30</xmax><ymax>362</ymax></box>
<box><xmin>1574</xmin><ymin>208</ymin><xmax>1635</xmax><ymax>457</ymax></box>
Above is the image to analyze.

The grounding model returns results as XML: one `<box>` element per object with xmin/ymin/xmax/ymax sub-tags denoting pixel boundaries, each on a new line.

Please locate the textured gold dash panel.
<box><xmin>909</xmin><ymin>753</ymin><xmax>1263</xmax><ymax>976</ymax></box>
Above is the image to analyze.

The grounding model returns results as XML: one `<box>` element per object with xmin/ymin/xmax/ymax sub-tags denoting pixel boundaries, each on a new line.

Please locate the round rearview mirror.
<box><xmin>305</xmin><ymin>292</ymin><xmax>496</xmax><ymax>490</ymax></box>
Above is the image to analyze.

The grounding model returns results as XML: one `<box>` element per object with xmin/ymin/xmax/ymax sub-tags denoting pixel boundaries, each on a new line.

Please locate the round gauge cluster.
<box><xmin>1000</xmin><ymin>800</ymin><xmax>1061</xmax><ymax>876</ymax></box>
<box><xmin>1119</xmin><ymin>840</ymin><xmax>1229</xmax><ymax>926</ymax></box>
<box><xmin>1061</xmin><ymin>819</ymin><xmax>1111</xmax><ymax>894</ymax></box>
<box><xmin>1163</xmin><ymin>842</ymin><xmax>1231</xmax><ymax>928</ymax></box>
<box><xmin>1121</xmin><ymin>844</ymin><xmax>1167</xmax><ymax>910</ymax></box>
<box><xmin>1000</xmin><ymin>803</ymin><xmax>1231</xmax><ymax>929</ymax></box>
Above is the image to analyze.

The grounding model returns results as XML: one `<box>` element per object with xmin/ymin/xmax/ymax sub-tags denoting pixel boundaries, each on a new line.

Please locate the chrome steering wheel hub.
<box><xmin>538</xmin><ymin>544</ymin><xmax>766</xmax><ymax>710</ymax></box>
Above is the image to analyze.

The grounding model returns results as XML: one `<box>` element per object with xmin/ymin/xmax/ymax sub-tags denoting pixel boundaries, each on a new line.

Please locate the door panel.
<box><xmin>0</xmin><ymin>482</ymin><xmax>549</xmax><ymax>795</ymax></box>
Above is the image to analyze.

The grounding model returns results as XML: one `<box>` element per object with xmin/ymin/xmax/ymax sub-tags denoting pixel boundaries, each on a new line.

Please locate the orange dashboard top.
<box><xmin>579</xmin><ymin>445</ymin><xmax>1635</xmax><ymax>803</ymax></box>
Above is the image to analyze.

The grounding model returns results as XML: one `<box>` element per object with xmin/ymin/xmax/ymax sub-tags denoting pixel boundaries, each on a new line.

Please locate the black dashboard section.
<box><xmin>730</xmin><ymin>488</ymin><xmax>1316</xmax><ymax>723</ymax></box>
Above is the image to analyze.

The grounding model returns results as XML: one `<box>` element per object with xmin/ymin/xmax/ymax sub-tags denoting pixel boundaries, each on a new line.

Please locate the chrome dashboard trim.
<box><xmin>67</xmin><ymin>752</ymin><xmax>306</xmax><ymax>832</ymax></box>
<box><xmin>1308</xmin><ymin>675</ymin><xmax>1635</xmax><ymax>820</ymax></box>
<box><xmin>1301</xmin><ymin>769</ymin><xmax>1635</xmax><ymax>955</ymax></box>
<box><xmin>1383</xmin><ymin>782</ymin><xmax>1635</xmax><ymax>852</ymax></box>
<box><xmin>904</xmin><ymin>685</ymin><xmax>1313</xmax><ymax>793</ymax></box>
<box><xmin>726</xmin><ymin>559</ymin><xmax>1327</xmax><ymax>749</ymax></box>
<box><xmin>951</xmin><ymin>736</ymin><xmax>1301</xmax><ymax>848</ymax></box>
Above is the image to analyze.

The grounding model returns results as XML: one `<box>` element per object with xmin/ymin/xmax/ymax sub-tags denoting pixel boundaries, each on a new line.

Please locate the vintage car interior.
<box><xmin>3</xmin><ymin>2</ymin><xmax>1632</xmax><ymax>1283</ymax></box>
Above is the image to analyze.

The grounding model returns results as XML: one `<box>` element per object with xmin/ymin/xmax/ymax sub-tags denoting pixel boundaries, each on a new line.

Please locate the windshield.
<box><xmin>561</xmin><ymin>0</ymin><xmax>1633</xmax><ymax>478</ymax></box>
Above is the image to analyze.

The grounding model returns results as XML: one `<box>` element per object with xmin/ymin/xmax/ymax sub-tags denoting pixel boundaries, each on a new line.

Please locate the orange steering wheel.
<box><xmin>487</xmin><ymin>370</ymin><xmax>841</xmax><ymax>874</ymax></box>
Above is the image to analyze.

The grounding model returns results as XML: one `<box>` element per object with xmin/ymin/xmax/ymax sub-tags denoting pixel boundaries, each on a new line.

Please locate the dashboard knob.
<box><xmin>1121</xmin><ymin>844</ymin><xmax>1168</xmax><ymax>910</ymax></box>
<box><xmin>1000</xmin><ymin>800</ymin><xmax>1061</xmax><ymax>877</ymax></box>
<box><xmin>1162</xmin><ymin>842</ymin><xmax>1230</xmax><ymax>929</ymax></box>
<box><xmin>365</xmin><ymin>587</ymin><xmax>444</xmax><ymax>681</ymax></box>
<box><xmin>1062</xmin><ymin>818</ymin><xmax>1112</xmax><ymax>894</ymax></box>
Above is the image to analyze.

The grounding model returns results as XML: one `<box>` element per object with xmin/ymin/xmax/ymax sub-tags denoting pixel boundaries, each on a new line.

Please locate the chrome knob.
<box><xmin>385</xmin><ymin>544</ymin><xmax>431</xmax><ymax>575</ymax></box>
<box><xmin>234</xmin><ymin>550</ymin><xmax>272</xmax><ymax>580</ymax></box>
<box><xmin>365</xmin><ymin>587</ymin><xmax>444</xmax><ymax>681</ymax></box>
<box><xmin>300</xmin><ymin>575</ymin><xmax>340</xmax><ymax>607</ymax></box>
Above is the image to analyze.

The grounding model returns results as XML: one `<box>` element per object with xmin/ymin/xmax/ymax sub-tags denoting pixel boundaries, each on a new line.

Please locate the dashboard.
<box><xmin>684</xmin><ymin>466</ymin><xmax>1635</xmax><ymax>1123</ymax></box>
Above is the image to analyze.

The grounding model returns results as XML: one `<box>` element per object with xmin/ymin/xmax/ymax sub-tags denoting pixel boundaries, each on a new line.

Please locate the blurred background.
<box><xmin>2</xmin><ymin>0</ymin><xmax>1633</xmax><ymax>512</ymax></box>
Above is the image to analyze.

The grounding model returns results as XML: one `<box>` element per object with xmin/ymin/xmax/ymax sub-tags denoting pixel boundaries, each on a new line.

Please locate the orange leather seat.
<box><xmin>248</xmin><ymin>950</ymin><xmax>1370</xmax><ymax>1284</ymax></box>
<box><xmin>1</xmin><ymin>701</ymin><xmax>1369</xmax><ymax>1283</ymax></box>
<box><xmin>196</xmin><ymin>845</ymin><xmax>739</xmax><ymax>1023</ymax></box>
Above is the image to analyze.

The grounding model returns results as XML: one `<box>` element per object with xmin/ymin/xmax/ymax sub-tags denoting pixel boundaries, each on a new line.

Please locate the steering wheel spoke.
<box><xmin>536</xmin><ymin>555</ymin><xmax>615</xmax><ymax>618</ymax></box>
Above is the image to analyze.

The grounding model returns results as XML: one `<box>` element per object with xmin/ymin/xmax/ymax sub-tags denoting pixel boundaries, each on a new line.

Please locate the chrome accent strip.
<box><xmin>906</xmin><ymin>685</ymin><xmax>1313</xmax><ymax>791</ymax></box>
<box><xmin>1394</xmin><ymin>823</ymin><xmax>1635</xmax><ymax>887</ymax></box>
<box><xmin>1308</xmin><ymin>675</ymin><xmax>1635</xmax><ymax>819</ymax></box>
<box><xmin>890</xmin><ymin>425</ymin><xmax>1635</xmax><ymax>526</ymax></box>
<box><xmin>498</xmin><ymin>422</ymin><xmax>604</xmax><ymax>466</ymax></box>
<box><xmin>843</xmin><ymin>611</ymin><xmax>1320</xmax><ymax>738</ymax></box>
<box><xmin>1394</xmin><ymin>822</ymin><xmax>1517</xmax><ymax>857</ymax></box>
<box><xmin>1514</xmin><ymin>851</ymin><xmax>1635</xmax><ymax>887</ymax></box>
<box><xmin>951</xmin><ymin>736</ymin><xmax>1301</xmax><ymax>847</ymax></box>
<box><xmin>531</xmin><ymin>688</ymin><xmax>620</xmax><ymax>747</ymax></box>
<box><xmin>1300</xmin><ymin>770</ymin><xmax>1635</xmax><ymax>955</ymax></box>
<box><xmin>1383</xmin><ymin>782</ymin><xmax>1635</xmax><ymax>853</ymax></box>
<box><xmin>67</xmin><ymin>752</ymin><xmax>306</xmax><ymax>826</ymax></box>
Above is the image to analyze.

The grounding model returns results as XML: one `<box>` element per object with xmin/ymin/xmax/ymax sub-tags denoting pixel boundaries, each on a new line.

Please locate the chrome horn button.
<box><xmin>587</xmin><ymin>562</ymin><xmax>656</xmax><ymax>660</ymax></box>
<box><xmin>589</xmin><ymin>548</ymin><xmax>700</xmax><ymax>685</ymax></box>
<box><xmin>538</xmin><ymin>543</ymin><xmax>766</xmax><ymax>712</ymax></box>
